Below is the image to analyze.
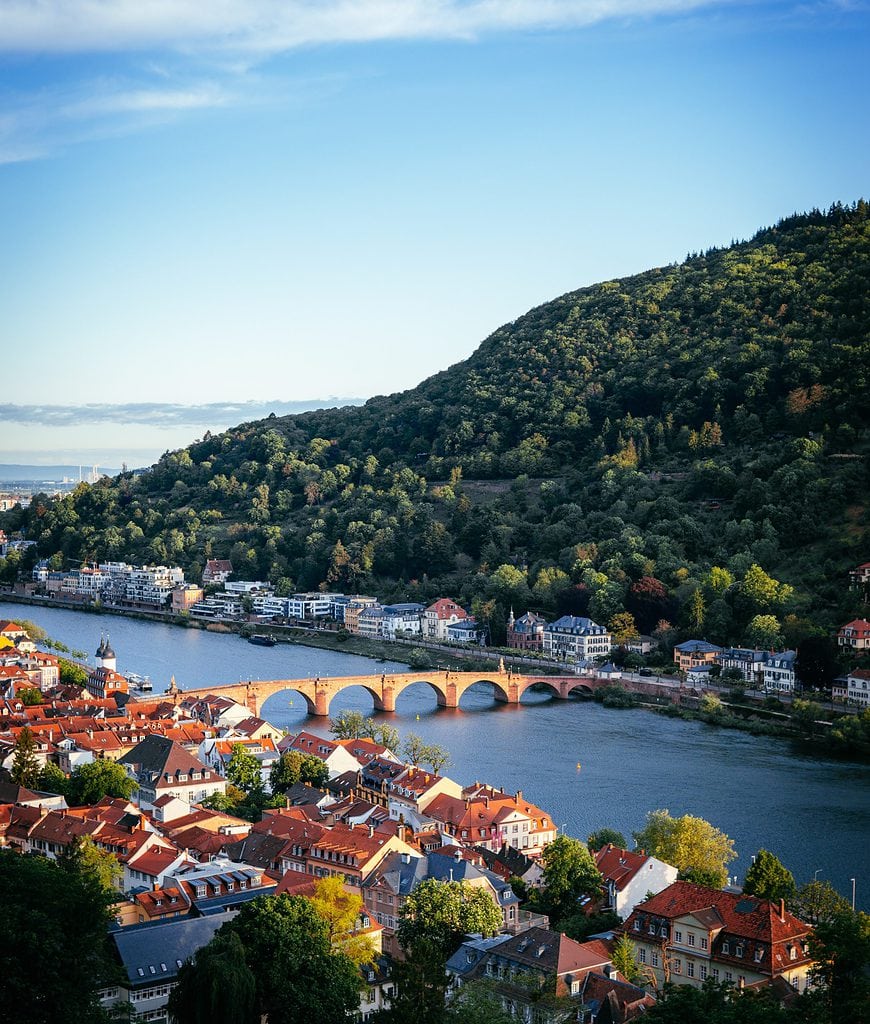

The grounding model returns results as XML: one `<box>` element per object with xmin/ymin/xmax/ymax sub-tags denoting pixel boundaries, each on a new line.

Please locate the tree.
<box><xmin>807</xmin><ymin>908</ymin><xmax>870</xmax><ymax>1022</ymax></box>
<box><xmin>609</xmin><ymin>611</ymin><xmax>640</xmax><ymax>644</ymax></box>
<box><xmin>587</xmin><ymin>828</ymin><xmax>628</xmax><ymax>852</ymax></box>
<box><xmin>398</xmin><ymin>878</ymin><xmax>502</xmax><ymax>955</ymax></box>
<box><xmin>330</xmin><ymin>709</ymin><xmax>369</xmax><ymax>739</ymax></box>
<box><xmin>227</xmin><ymin>744</ymin><xmax>263</xmax><ymax>794</ymax></box>
<box><xmin>422</xmin><ymin>743</ymin><xmax>451</xmax><ymax>774</ymax></box>
<box><xmin>795</xmin><ymin>635</ymin><xmax>841</xmax><ymax>691</ymax></box>
<box><xmin>611</xmin><ymin>933</ymin><xmax>642</xmax><ymax>983</ymax></box>
<box><xmin>58</xmin><ymin>658</ymin><xmax>88</xmax><ymax>688</ymax></box>
<box><xmin>216</xmin><ymin>893</ymin><xmax>361</xmax><ymax>1024</ymax></box>
<box><xmin>633</xmin><ymin>809</ymin><xmax>736</xmax><ymax>889</ymax></box>
<box><xmin>168</xmin><ymin>930</ymin><xmax>257</xmax><ymax>1024</ymax></box>
<box><xmin>686</xmin><ymin>589</ymin><xmax>706</xmax><ymax>632</ymax></box>
<box><xmin>740</xmin><ymin>564</ymin><xmax>793</xmax><ymax>612</ymax></box>
<box><xmin>10</xmin><ymin>726</ymin><xmax>40</xmax><ymax>787</ymax></box>
<box><xmin>67</xmin><ymin>759</ymin><xmax>137</xmax><ymax>806</ymax></box>
<box><xmin>17</xmin><ymin>686</ymin><xmax>43</xmax><ymax>706</ymax></box>
<box><xmin>403</xmin><ymin>732</ymin><xmax>427</xmax><ymax>765</ymax></box>
<box><xmin>790</xmin><ymin>879</ymin><xmax>851</xmax><ymax>925</ymax></box>
<box><xmin>445</xmin><ymin>979</ymin><xmax>514</xmax><ymax>1024</ymax></box>
<box><xmin>36</xmin><ymin>761</ymin><xmax>68</xmax><ymax>797</ymax></box>
<box><xmin>269</xmin><ymin>750</ymin><xmax>329</xmax><ymax>792</ymax></box>
<box><xmin>644</xmin><ymin>978</ymin><xmax>788</xmax><ymax>1023</ymax></box>
<box><xmin>742</xmin><ymin>849</ymin><xmax>796</xmax><ymax>903</ymax></box>
<box><xmin>0</xmin><ymin>848</ymin><xmax>117</xmax><ymax>1024</ymax></box>
<box><xmin>309</xmin><ymin>875</ymin><xmax>376</xmax><ymax>968</ymax></box>
<box><xmin>746</xmin><ymin>614</ymin><xmax>783</xmax><ymax>651</ymax></box>
<box><xmin>58</xmin><ymin>835</ymin><xmax>122</xmax><ymax>893</ymax></box>
<box><xmin>536</xmin><ymin>835</ymin><xmax>603</xmax><ymax>924</ymax></box>
<box><xmin>369</xmin><ymin>721</ymin><xmax>400</xmax><ymax>752</ymax></box>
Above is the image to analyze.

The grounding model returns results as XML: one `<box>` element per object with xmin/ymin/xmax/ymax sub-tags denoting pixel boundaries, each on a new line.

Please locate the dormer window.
<box><xmin>735</xmin><ymin>944</ymin><xmax>744</xmax><ymax>958</ymax></box>
<box><xmin>722</xmin><ymin>941</ymin><xmax>730</xmax><ymax>955</ymax></box>
<box><xmin>789</xmin><ymin>946</ymin><xmax>797</xmax><ymax>961</ymax></box>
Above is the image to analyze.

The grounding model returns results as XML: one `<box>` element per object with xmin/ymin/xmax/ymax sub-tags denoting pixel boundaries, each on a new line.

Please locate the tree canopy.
<box><xmin>633</xmin><ymin>809</ymin><xmax>736</xmax><ymax>888</ymax></box>
<box><xmin>66</xmin><ymin>758</ymin><xmax>137</xmax><ymax>806</ymax></box>
<box><xmin>743</xmin><ymin>849</ymin><xmax>796</xmax><ymax>903</ymax></box>
<box><xmin>534</xmin><ymin>834</ymin><xmax>603</xmax><ymax>924</ymax></box>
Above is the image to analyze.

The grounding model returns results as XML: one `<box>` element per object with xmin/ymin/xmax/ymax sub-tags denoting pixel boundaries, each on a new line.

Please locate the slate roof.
<box><xmin>118</xmin><ymin>733</ymin><xmax>213</xmax><ymax>788</ymax></box>
<box><xmin>110</xmin><ymin>913</ymin><xmax>229</xmax><ymax>985</ymax></box>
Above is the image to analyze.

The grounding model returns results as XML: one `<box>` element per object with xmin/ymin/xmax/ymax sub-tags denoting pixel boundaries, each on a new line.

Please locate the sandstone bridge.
<box><xmin>164</xmin><ymin>660</ymin><xmax>680</xmax><ymax>718</ymax></box>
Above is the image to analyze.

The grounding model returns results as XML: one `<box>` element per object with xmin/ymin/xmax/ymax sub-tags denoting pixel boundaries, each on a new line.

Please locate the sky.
<box><xmin>0</xmin><ymin>0</ymin><xmax>868</xmax><ymax>468</ymax></box>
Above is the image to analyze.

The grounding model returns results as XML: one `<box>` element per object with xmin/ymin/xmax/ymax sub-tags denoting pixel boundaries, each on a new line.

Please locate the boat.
<box><xmin>248</xmin><ymin>634</ymin><xmax>277</xmax><ymax>647</ymax></box>
<box><xmin>127</xmin><ymin>673</ymin><xmax>152</xmax><ymax>692</ymax></box>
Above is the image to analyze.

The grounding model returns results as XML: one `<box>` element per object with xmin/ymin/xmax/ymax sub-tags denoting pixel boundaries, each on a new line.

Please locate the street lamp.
<box><xmin>813</xmin><ymin>868</ymin><xmax>822</xmax><ymax>882</ymax></box>
<box><xmin>851</xmin><ymin>878</ymin><xmax>856</xmax><ymax>912</ymax></box>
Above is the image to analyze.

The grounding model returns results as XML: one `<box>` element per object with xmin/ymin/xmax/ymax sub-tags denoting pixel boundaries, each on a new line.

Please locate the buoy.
<box><xmin>576</xmin><ymin>762</ymin><xmax>582</xmax><ymax>770</ymax></box>
<box><xmin>416</xmin><ymin>714</ymin><xmax>420</xmax><ymax>721</ymax></box>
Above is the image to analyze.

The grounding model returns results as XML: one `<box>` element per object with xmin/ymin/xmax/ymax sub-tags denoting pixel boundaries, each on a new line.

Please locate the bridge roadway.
<box><xmin>164</xmin><ymin>660</ymin><xmax>680</xmax><ymax>718</ymax></box>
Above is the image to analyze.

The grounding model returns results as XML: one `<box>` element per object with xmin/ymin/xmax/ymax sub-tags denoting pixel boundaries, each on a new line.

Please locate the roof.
<box><xmin>674</xmin><ymin>639</ymin><xmax>723</xmax><ymax>653</ymax></box>
<box><xmin>119</xmin><ymin>733</ymin><xmax>213</xmax><ymax>787</ymax></box>
<box><xmin>594</xmin><ymin>845</ymin><xmax>650</xmax><ymax>891</ymax></box>
<box><xmin>111</xmin><ymin>913</ymin><xmax>229</xmax><ymax>984</ymax></box>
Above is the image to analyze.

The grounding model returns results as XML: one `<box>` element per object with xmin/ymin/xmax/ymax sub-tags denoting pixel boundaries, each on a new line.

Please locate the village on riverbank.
<box><xmin>0</xmin><ymin>617</ymin><xmax>866</xmax><ymax>1023</ymax></box>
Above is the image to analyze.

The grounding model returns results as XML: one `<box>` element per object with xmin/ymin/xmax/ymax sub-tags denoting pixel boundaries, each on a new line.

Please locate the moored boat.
<box><xmin>248</xmin><ymin>634</ymin><xmax>277</xmax><ymax>647</ymax></box>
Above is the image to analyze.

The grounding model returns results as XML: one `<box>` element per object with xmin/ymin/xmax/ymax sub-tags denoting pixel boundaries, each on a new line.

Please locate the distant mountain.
<box><xmin>6</xmin><ymin>202</ymin><xmax>869</xmax><ymax>650</ymax></box>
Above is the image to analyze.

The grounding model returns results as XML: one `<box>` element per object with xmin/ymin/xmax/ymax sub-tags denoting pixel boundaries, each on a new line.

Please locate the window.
<box><xmin>651</xmin><ymin>952</ymin><xmax>659</xmax><ymax>968</ymax></box>
<box><xmin>712</xmin><ymin>968</ymin><xmax>720</xmax><ymax>980</ymax></box>
<box><xmin>700</xmin><ymin>936</ymin><xmax>708</xmax><ymax>950</ymax></box>
<box><xmin>673</xmin><ymin>959</ymin><xmax>681</xmax><ymax>974</ymax></box>
<box><xmin>674</xmin><ymin>930</ymin><xmax>683</xmax><ymax>943</ymax></box>
<box><xmin>687</xmin><ymin>962</ymin><xmax>695</xmax><ymax>978</ymax></box>
<box><xmin>735</xmin><ymin>945</ymin><xmax>744</xmax><ymax>958</ymax></box>
<box><xmin>789</xmin><ymin>947</ymin><xmax>797</xmax><ymax>961</ymax></box>
<box><xmin>638</xmin><ymin>949</ymin><xmax>646</xmax><ymax>964</ymax></box>
<box><xmin>688</xmin><ymin>933</ymin><xmax>695</xmax><ymax>947</ymax></box>
<box><xmin>699</xmin><ymin>965</ymin><xmax>707</xmax><ymax>981</ymax></box>
<box><xmin>722</xmin><ymin>941</ymin><xmax>730</xmax><ymax>955</ymax></box>
<box><xmin>725</xmin><ymin>972</ymin><xmax>733</xmax><ymax>983</ymax></box>
<box><xmin>633</xmin><ymin>920</ymin><xmax>640</xmax><ymax>931</ymax></box>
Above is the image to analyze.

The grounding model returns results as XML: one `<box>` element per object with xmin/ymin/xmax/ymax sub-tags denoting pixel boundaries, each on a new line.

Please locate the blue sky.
<box><xmin>0</xmin><ymin>1</ymin><xmax>868</xmax><ymax>466</ymax></box>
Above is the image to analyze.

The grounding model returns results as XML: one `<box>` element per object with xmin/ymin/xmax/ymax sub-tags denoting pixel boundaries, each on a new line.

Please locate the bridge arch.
<box><xmin>324</xmin><ymin>680</ymin><xmax>389</xmax><ymax>716</ymax></box>
<box><xmin>454</xmin><ymin>676</ymin><xmax>512</xmax><ymax>706</ymax></box>
<box><xmin>391</xmin><ymin>675</ymin><xmax>451</xmax><ymax>709</ymax></box>
<box><xmin>255</xmin><ymin>684</ymin><xmax>318</xmax><ymax>717</ymax></box>
<box><xmin>563</xmin><ymin>680</ymin><xmax>595</xmax><ymax>698</ymax></box>
<box><xmin>516</xmin><ymin>678</ymin><xmax>562</xmax><ymax>702</ymax></box>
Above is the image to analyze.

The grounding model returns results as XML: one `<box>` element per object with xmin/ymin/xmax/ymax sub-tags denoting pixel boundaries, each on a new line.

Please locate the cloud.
<box><xmin>60</xmin><ymin>84</ymin><xmax>229</xmax><ymax>119</ymax></box>
<box><xmin>0</xmin><ymin>1</ymin><xmax>727</xmax><ymax>54</ymax></box>
<box><xmin>0</xmin><ymin>399</ymin><xmax>365</xmax><ymax>429</ymax></box>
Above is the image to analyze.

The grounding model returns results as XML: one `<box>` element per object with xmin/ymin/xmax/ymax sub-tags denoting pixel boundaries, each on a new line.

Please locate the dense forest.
<box><xmin>4</xmin><ymin>203</ymin><xmax>869</xmax><ymax>660</ymax></box>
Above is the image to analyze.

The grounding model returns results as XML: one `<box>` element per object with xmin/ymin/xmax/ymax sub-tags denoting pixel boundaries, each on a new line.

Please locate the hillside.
<box><xmin>4</xmin><ymin>202</ymin><xmax>869</xmax><ymax>655</ymax></box>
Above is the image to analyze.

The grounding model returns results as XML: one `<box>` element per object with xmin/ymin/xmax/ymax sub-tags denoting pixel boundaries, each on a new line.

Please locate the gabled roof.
<box><xmin>118</xmin><ymin>733</ymin><xmax>213</xmax><ymax>787</ymax></box>
<box><xmin>594</xmin><ymin>845</ymin><xmax>651</xmax><ymax>891</ymax></box>
<box><xmin>111</xmin><ymin>913</ymin><xmax>229</xmax><ymax>985</ymax></box>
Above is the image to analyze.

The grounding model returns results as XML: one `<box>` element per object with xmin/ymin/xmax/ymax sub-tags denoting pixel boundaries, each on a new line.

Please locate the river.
<box><xmin>3</xmin><ymin>601</ymin><xmax>868</xmax><ymax>909</ymax></box>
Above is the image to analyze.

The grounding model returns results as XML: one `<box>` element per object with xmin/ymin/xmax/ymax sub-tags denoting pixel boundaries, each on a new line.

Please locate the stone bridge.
<box><xmin>165</xmin><ymin>660</ymin><xmax>679</xmax><ymax>718</ymax></box>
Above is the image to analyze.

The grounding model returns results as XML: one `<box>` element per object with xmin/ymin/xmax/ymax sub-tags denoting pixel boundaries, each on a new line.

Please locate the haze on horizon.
<box><xmin>1</xmin><ymin>0</ymin><xmax>867</xmax><ymax>467</ymax></box>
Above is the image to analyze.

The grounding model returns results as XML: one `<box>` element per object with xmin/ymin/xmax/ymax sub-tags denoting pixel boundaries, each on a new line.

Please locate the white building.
<box><xmin>287</xmin><ymin>592</ymin><xmax>345</xmax><ymax>620</ymax></box>
<box><xmin>542</xmin><ymin>616</ymin><xmax>612</xmax><ymax>664</ymax></box>
<box><xmin>762</xmin><ymin>651</ymin><xmax>798</xmax><ymax>693</ymax></box>
<box><xmin>126</xmin><ymin>566</ymin><xmax>186</xmax><ymax>606</ymax></box>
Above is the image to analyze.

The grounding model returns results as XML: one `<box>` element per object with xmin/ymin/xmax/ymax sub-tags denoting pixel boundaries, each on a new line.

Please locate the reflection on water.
<box><xmin>2</xmin><ymin>602</ymin><xmax>867</xmax><ymax>908</ymax></box>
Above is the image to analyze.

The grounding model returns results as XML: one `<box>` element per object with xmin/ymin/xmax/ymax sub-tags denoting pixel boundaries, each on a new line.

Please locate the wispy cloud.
<box><xmin>0</xmin><ymin>399</ymin><xmax>364</xmax><ymax>429</ymax></box>
<box><xmin>0</xmin><ymin>1</ymin><xmax>727</xmax><ymax>54</ymax></box>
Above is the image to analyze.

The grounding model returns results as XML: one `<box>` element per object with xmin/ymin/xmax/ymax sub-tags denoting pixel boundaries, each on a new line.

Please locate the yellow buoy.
<box><xmin>576</xmin><ymin>762</ymin><xmax>582</xmax><ymax>770</ymax></box>
<box><xmin>416</xmin><ymin>714</ymin><xmax>420</xmax><ymax>720</ymax></box>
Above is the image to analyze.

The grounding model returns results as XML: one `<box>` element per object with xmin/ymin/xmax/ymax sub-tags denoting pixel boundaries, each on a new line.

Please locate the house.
<box><xmin>686</xmin><ymin>663</ymin><xmax>715</xmax><ymax>685</ymax></box>
<box><xmin>343</xmin><ymin>597</ymin><xmax>380</xmax><ymax>634</ymax></box>
<box><xmin>506</xmin><ymin>610</ymin><xmax>546</xmax><ymax>652</ymax></box>
<box><xmin>202</xmin><ymin>559</ymin><xmax>233</xmax><ymax>585</ymax></box>
<box><xmin>279</xmin><ymin>731</ymin><xmax>362</xmax><ymax>779</ymax></box>
<box><xmin>621</xmin><ymin>881</ymin><xmax>815</xmax><ymax>993</ymax></box>
<box><xmin>101</xmin><ymin>912</ymin><xmax>231</xmax><ymax>1021</ymax></box>
<box><xmin>305</xmin><ymin>821</ymin><xmax>419</xmax><ymax>887</ymax></box>
<box><xmin>446</xmin><ymin>619</ymin><xmax>484</xmax><ymax>645</ymax></box>
<box><xmin>673</xmin><ymin>640</ymin><xmax>723</xmax><ymax>673</ymax></box>
<box><xmin>425</xmin><ymin>598</ymin><xmax>468</xmax><ymax>640</ymax></box>
<box><xmin>118</xmin><ymin>734</ymin><xmax>226</xmax><ymax>810</ymax></box>
<box><xmin>625</xmin><ymin>635</ymin><xmax>657</xmax><ymax>656</ymax></box>
<box><xmin>0</xmin><ymin>621</ymin><xmax>29</xmax><ymax>646</ymax></box>
<box><xmin>762</xmin><ymin>651</ymin><xmax>798</xmax><ymax>694</ymax></box>
<box><xmin>593</xmin><ymin>844</ymin><xmax>678</xmax><ymax>920</ymax></box>
<box><xmin>715</xmin><ymin>648</ymin><xmax>768</xmax><ymax>685</ymax></box>
<box><xmin>578</xmin><ymin>971</ymin><xmax>656</xmax><ymax>1022</ymax></box>
<box><xmin>424</xmin><ymin>785</ymin><xmax>557</xmax><ymax>857</ymax></box>
<box><xmin>446</xmin><ymin>926</ymin><xmax>614</xmax><ymax>1022</ymax></box>
<box><xmin>543</xmin><ymin>617</ymin><xmax>612</xmax><ymax>665</ymax></box>
<box><xmin>386</xmin><ymin>765</ymin><xmax>464</xmax><ymax>831</ymax></box>
<box><xmin>837</xmin><ymin>619</ymin><xmax>870</xmax><ymax>652</ymax></box>
<box><xmin>171</xmin><ymin>584</ymin><xmax>204</xmax><ymax>612</ymax></box>
<box><xmin>848</xmin><ymin>562</ymin><xmax>870</xmax><ymax>589</ymax></box>
<box><xmin>845</xmin><ymin>668</ymin><xmax>870</xmax><ymax>706</ymax></box>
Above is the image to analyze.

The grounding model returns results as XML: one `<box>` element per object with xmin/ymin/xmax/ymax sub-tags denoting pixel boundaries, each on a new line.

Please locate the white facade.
<box><xmin>126</xmin><ymin>566</ymin><xmax>186</xmax><ymax>606</ymax></box>
<box><xmin>847</xmin><ymin>671</ymin><xmax>870</xmax><ymax>706</ymax></box>
<box><xmin>762</xmin><ymin>651</ymin><xmax>797</xmax><ymax>693</ymax></box>
<box><xmin>287</xmin><ymin>592</ymin><xmax>345</xmax><ymax>619</ymax></box>
<box><xmin>542</xmin><ymin>616</ymin><xmax>612</xmax><ymax>664</ymax></box>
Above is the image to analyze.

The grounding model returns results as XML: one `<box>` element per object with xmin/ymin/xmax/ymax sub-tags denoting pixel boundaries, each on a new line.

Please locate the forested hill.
<box><xmin>8</xmin><ymin>202</ymin><xmax>870</xmax><ymax>650</ymax></box>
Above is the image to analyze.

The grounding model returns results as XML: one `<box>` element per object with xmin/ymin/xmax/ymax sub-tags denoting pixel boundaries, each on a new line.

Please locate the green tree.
<box><xmin>421</xmin><ymin>743</ymin><xmax>451</xmax><ymax>774</ymax></box>
<box><xmin>746</xmin><ymin>614</ymin><xmax>783</xmax><ymax>651</ymax></box>
<box><xmin>686</xmin><ymin>589</ymin><xmax>706</xmax><ymax>632</ymax></box>
<box><xmin>633</xmin><ymin>809</ymin><xmax>736</xmax><ymax>888</ymax></box>
<box><xmin>225</xmin><ymin>893</ymin><xmax>361</xmax><ymax>1024</ymax></box>
<box><xmin>611</xmin><ymin>933</ymin><xmax>642</xmax><ymax>983</ymax></box>
<box><xmin>741</xmin><ymin>564</ymin><xmax>793</xmax><ymax>612</ymax></box>
<box><xmin>58</xmin><ymin>835</ymin><xmax>122</xmax><ymax>893</ymax></box>
<box><xmin>330</xmin><ymin>709</ymin><xmax>369</xmax><ymax>739</ymax></box>
<box><xmin>67</xmin><ymin>759</ymin><xmax>137</xmax><ymax>806</ymax></box>
<box><xmin>742</xmin><ymin>849</ymin><xmax>796</xmax><ymax>903</ymax></box>
<box><xmin>398</xmin><ymin>878</ymin><xmax>502</xmax><ymax>954</ymax></box>
<box><xmin>536</xmin><ymin>835</ymin><xmax>602</xmax><ymax>924</ymax></box>
<box><xmin>17</xmin><ymin>686</ymin><xmax>44</xmax><ymax>706</ymax></box>
<box><xmin>587</xmin><ymin>828</ymin><xmax>628</xmax><ymax>852</ymax></box>
<box><xmin>403</xmin><ymin>732</ymin><xmax>427</xmax><ymax>765</ymax></box>
<box><xmin>227</xmin><ymin>744</ymin><xmax>263</xmax><ymax>794</ymax></box>
<box><xmin>168</xmin><ymin>930</ymin><xmax>257</xmax><ymax>1024</ymax></box>
<box><xmin>58</xmin><ymin>658</ymin><xmax>88</xmax><ymax>688</ymax></box>
<box><xmin>269</xmin><ymin>750</ymin><xmax>329</xmax><ymax>792</ymax></box>
<box><xmin>790</xmin><ymin>879</ymin><xmax>851</xmax><ymax>925</ymax></box>
<box><xmin>36</xmin><ymin>761</ymin><xmax>68</xmax><ymax>797</ymax></box>
<box><xmin>609</xmin><ymin>611</ymin><xmax>640</xmax><ymax>644</ymax></box>
<box><xmin>644</xmin><ymin>978</ymin><xmax>788</xmax><ymax>1023</ymax></box>
<box><xmin>0</xmin><ymin>848</ymin><xmax>117</xmax><ymax>1024</ymax></box>
<box><xmin>10</xmin><ymin>726</ymin><xmax>40</xmax><ymax>788</ymax></box>
<box><xmin>445</xmin><ymin>979</ymin><xmax>514</xmax><ymax>1024</ymax></box>
<box><xmin>807</xmin><ymin>908</ymin><xmax>870</xmax><ymax>1022</ymax></box>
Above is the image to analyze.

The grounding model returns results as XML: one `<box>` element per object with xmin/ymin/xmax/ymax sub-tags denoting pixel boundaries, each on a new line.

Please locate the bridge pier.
<box><xmin>378</xmin><ymin>688</ymin><xmax>395</xmax><ymax>713</ymax></box>
<box><xmin>314</xmin><ymin>688</ymin><xmax>331</xmax><ymax>717</ymax></box>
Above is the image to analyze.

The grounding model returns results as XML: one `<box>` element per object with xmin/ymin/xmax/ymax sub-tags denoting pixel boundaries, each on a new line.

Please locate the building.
<box><xmin>542</xmin><ymin>616</ymin><xmax>612</xmax><ymax>664</ymax></box>
<box><xmin>118</xmin><ymin>735</ymin><xmax>226</xmax><ymax>810</ymax></box>
<box><xmin>837</xmin><ymin>619</ymin><xmax>870</xmax><ymax>652</ymax></box>
<box><xmin>621</xmin><ymin>882</ymin><xmax>815</xmax><ymax>993</ymax></box>
<box><xmin>506</xmin><ymin>610</ymin><xmax>546</xmax><ymax>652</ymax></box>
<box><xmin>424</xmin><ymin>599</ymin><xmax>467</xmax><ymax>640</ymax></box>
<box><xmin>446</xmin><ymin>619</ymin><xmax>483</xmax><ymax>645</ymax></box>
<box><xmin>202</xmin><ymin>559</ymin><xmax>233</xmax><ymax>585</ymax></box>
<box><xmin>425</xmin><ymin>785</ymin><xmax>557</xmax><ymax>857</ymax></box>
<box><xmin>848</xmin><ymin>562</ymin><xmax>870</xmax><ymax>589</ymax></box>
<box><xmin>287</xmin><ymin>592</ymin><xmax>344</xmax><ymax>620</ymax></box>
<box><xmin>593</xmin><ymin>844</ymin><xmax>679</xmax><ymax>920</ymax></box>
<box><xmin>762</xmin><ymin>651</ymin><xmax>798</xmax><ymax>694</ymax></box>
<box><xmin>126</xmin><ymin>566</ymin><xmax>186</xmax><ymax>607</ymax></box>
<box><xmin>344</xmin><ymin>597</ymin><xmax>380</xmax><ymax>634</ymax></box>
<box><xmin>845</xmin><ymin>668</ymin><xmax>870</xmax><ymax>706</ymax></box>
<box><xmin>715</xmin><ymin>648</ymin><xmax>768</xmax><ymax>685</ymax></box>
<box><xmin>673</xmin><ymin>640</ymin><xmax>723</xmax><ymax>673</ymax></box>
<box><xmin>171</xmin><ymin>584</ymin><xmax>204</xmax><ymax>612</ymax></box>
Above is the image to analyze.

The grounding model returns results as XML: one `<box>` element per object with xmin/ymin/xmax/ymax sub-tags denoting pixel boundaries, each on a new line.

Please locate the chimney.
<box><xmin>515</xmin><ymin>790</ymin><xmax>522</xmax><ymax>802</ymax></box>
<box><xmin>779</xmin><ymin>899</ymin><xmax>785</xmax><ymax>922</ymax></box>
<box><xmin>483</xmin><ymin>797</ymin><xmax>489</xmax><ymax>808</ymax></box>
